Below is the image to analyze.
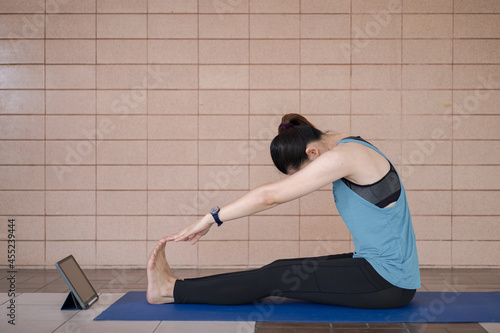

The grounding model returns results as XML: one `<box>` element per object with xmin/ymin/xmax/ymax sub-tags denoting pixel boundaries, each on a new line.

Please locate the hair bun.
<box><xmin>278</xmin><ymin>113</ymin><xmax>318</xmax><ymax>134</ymax></box>
<box><xmin>278</xmin><ymin>122</ymin><xmax>295</xmax><ymax>132</ymax></box>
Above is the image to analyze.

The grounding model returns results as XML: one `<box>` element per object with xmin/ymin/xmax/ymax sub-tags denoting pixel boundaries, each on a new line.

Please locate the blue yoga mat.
<box><xmin>94</xmin><ymin>291</ymin><xmax>500</xmax><ymax>323</ymax></box>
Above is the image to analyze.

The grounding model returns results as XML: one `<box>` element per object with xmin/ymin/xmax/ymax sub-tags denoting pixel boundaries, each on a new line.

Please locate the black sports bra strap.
<box><xmin>340</xmin><ymin>136</ymin><xmax>401</xmax><ymax>208</ymax></box>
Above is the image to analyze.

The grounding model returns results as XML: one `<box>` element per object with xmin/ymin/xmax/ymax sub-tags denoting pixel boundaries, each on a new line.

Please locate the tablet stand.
<box><xmin>61</xmin><ymin>291</ymin><xmax>83</xmax><ymax>310</ymax></box>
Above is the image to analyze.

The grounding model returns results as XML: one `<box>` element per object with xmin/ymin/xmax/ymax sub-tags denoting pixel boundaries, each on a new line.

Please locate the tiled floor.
<box><xmin>1</xmin><ymin>268</ymin><xmax>499</xmax><ymax>332</ymax></box>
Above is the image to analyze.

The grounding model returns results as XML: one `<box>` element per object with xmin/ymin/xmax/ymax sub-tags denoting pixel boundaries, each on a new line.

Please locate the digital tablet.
<box><xmin>55</xmin><ymin>255</ymin><xmax>99</xmax><ymax>310</ymax></box>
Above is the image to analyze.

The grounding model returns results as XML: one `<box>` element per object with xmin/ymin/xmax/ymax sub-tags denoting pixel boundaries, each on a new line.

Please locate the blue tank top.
<box><xmin>332</xmin><ymin>138</ymin><xmax>421</xmax><ymax>289</ymax></box>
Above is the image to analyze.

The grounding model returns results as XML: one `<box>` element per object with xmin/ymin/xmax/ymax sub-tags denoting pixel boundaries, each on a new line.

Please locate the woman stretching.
<box><xmin>147</xmin><ymin>113</ymin><xmax>420</xmax><ymax>309</ymax></box>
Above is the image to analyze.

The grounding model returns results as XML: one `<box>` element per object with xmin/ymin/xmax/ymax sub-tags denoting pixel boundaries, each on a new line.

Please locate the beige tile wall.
<box><xmin>0</xmin><ymin>0</ymin><xmax>499</xmax><ymax>269</ymax></box>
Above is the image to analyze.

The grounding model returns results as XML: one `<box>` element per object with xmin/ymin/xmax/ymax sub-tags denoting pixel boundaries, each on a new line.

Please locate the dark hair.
<box><xmin>270</xmin><ymin>114</ymin><xmax>324</xmax><ymax>174</ymax></box>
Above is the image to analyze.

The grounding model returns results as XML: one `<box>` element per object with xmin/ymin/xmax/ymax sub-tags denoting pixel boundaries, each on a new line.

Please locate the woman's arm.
<box><xmin>165</xmin><ymin>147</ymin><xmax>353</xmax><ymax>244</ymax></box>
<box><xmin>218</xmin><ymin>148</ymin><xmax>351</xmax><ymax>221</ymax></box>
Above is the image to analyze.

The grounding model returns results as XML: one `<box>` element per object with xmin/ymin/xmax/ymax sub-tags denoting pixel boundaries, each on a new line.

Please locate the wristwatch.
<box><xmin>210</xmin><ymin>206</ymin><xmax>223</xmax><ymax>227</ymax></box>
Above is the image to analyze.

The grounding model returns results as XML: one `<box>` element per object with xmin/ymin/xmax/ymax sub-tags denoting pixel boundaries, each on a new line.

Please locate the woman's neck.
<box><xmin>323</xmin><ymin>133</ymin><xmax>351</xmax><ymax>150</ymax></box>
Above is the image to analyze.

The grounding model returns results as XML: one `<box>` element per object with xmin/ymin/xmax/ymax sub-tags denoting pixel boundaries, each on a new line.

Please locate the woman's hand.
<box><xmin>164</xmin><ymin>216</ymin><xmax>213</xmax><ymax>245</ymax></box>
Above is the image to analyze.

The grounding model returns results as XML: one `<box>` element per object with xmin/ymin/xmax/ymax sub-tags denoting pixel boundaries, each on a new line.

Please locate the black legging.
<box><xmin>173</xmin><ymin>252</ymin><xmax>416</xmax><ymax>309</ymax></box>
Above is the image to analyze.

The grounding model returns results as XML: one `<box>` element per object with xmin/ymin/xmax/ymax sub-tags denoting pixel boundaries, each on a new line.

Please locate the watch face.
<box><xmin>210</xmin><ymin>206</ymin><xmax>219</xmax><ymax>214</ymax></box>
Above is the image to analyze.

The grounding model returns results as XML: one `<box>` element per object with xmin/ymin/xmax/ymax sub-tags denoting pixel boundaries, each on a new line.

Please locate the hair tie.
<box><xmin>279</xmin><ymin>122</ymin><xmax>295</xmax><ymax>131</ymax></box>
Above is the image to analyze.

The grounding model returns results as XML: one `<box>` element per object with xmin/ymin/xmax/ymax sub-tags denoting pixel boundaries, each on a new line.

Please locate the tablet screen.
<box><xmin>56</xmin><ymin>255</ymin><xmax>98</xmax><ymax>308</ymax></box>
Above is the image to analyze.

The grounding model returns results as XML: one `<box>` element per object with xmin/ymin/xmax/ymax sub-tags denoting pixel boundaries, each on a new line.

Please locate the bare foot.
<box><xmin>146</xmin><ymin>240</ymin><xmax>180</xmax><ymax>304</ymax></box>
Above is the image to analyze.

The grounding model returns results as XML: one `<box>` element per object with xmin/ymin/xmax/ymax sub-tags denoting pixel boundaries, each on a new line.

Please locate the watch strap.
<box><xmin>211</xmin><ymin>207</ymin><xmax>223</xmax><ymax>227</ymax></box>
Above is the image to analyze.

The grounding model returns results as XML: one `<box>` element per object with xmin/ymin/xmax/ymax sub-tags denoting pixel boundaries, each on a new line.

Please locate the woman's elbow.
<box><xmin>258</xmin><ymin>186</ymin><xmax>281</xmax><ymax>208</ymax></box>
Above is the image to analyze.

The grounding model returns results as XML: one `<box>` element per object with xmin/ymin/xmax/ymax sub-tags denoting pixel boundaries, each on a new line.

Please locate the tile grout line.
<box><xmin>8</xmin><ymin>62</ymin><xmax>500</xmax><ymax>65</ymax></box>
<box><xmin>145</xmin><ymin>0</ymin><xmax>149</xmax><ymax>255</ymax></box>
<box><xmin>450</xmin><ymin>0</ymin><xmax>455</xmax><ymax>268</ymax></box>
<box><xmin>2</xmin><ymin>87</ymin><xmax>499</xmax><ymax>91</ymax></box>
<box><xmin>94</xmin><ymin>0</ymin><xmax>98</xmax><ymax>269</ymax></box>
<box><xmin>400</xmin><ymin>1</ymin><xmax>404</xmax><ymax>176</ymax></box>
<box><xmin>197</xmin><ymin>0</ymin><xmax>200</xmax><ymax>269</ymax></box>
<box><xmin>349</xmin><ymin>0</ymin><xmax>353</xmax><ymax>252</ymax></box>
<box><xmin>349</xmin><ymin>0</ymin><xmax>352</xmax><ymax>134</ymax></box>
<box><xmin>247</xmin><ymin>0</ymin><xmax>251</xmax><ymax>266</ymax></box>
<box><xmin>10</xmin><ymin>12</ymin><xmax>497</xmax><ymax>15</ymax></box>
<box><xmin>43</xmin><ymin>0</ymin><xmax>47</xmax><ymax>268</ymax></box>
<box><xmin>298</xmin><ymin>0</ymin><xmax>302</xmax><ymax>258</ymax></box>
